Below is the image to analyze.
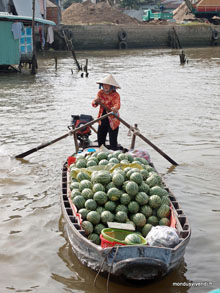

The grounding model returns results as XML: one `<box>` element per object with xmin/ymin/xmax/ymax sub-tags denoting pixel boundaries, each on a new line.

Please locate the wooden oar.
<box><xmin>15</xmin><ymin>112</ymin><xmax>113</xmax><ymax>159</ymax></box>
<box><xmin>97</xmin><ymin>101</ymin><xmax>178</xmax><ymax>166</ymax></box>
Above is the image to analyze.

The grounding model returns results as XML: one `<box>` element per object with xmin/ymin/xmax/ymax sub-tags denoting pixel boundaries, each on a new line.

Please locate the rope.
<box><xmin>127</xmin><ymin>125</ymin><xmax>140</xmax><ymax>137</ymax></box>
<box><xmin>93</xmin><ymin>247</ymin><xmax>114</xmax><ymax>287</ymax></box>
<box><xmin>127</xmin><ymin>127</ymin><xmax>132</xmax><ymax>136</ymax></box>
<box><xmin>106</xmin><ymin>246</ymin><xmax>119</xmax><ymax>293</ymax></box>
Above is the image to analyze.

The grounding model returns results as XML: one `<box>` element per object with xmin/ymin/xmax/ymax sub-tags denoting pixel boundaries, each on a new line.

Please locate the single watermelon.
<box><xmin>87</xmin><ymin>211</ymin><xmax>100</xmax><ymax>225</ymax></box>
<box><xmin>150</xmin><ymin>186</ymin><xmax>169</xmax><ymax>197</ymax></box>
<box><xmin>100</xmin><ymin>210</ymin><xmax>114</xmax><ymax>224</ymax></box>
<box><xmin>99</xmin><ymin>159</ymin><xmax>109</xmax><ymax>165</ymax></box>
<box><xmin>109</xmin><ymin>157</ymin><xmax>119</xmax><ymax>164</ymax></box>
<box><xmin>149</xmin><ymin>194</ymin><xmax>162</xmax><ymax>209</ymax></box>
<box><xmin>125</xmin><ymin>233</ymin><xmax>142</xmax><ymax>245</ymax></box>
<box><xmin>161</xmin><ymin>196</ymin><xmax>170</xmax><ymax>206</ymax></box>
<box><xmin>157</xmin><ymin>204</ymin><xmax>170</xmax><ymax>218</ymax></box>
<box><xmin>130</xmin><ymin>172</ymin><xmax>143</xmax><ymax>185</ymax></box>
<box><xmin>112</xmin><ymin>173</ymin><xmax>124</xmax><ymax>187</ymax></box>
<box><xmin>70</xmin><ymin>182</ymin><xmax>80</xmax><ymax>190</ymax></box>
<box><xmin>85</xmin><ymin>199</ymin><xmax>97</xmax><ymax>211</ymax></box>
<box><xmin>135</xmin><ymin>192</ymin><xmax>149</xmax><ymax>205</ymax></box>
<box><xmin>118</xmin><ymin>153</ymin><xmax>127</xmax><ymax>161</ymax></box>
<box><xmin>127</xmin><ymin>153</ymin><xmax>134</xmax><ymax>163</ymax></box>
<box><xmin>86</xmin><ymin>160</ymin><xmax>97</xmax><ymax>167</ymax></box>
<box><xmin>132</xmin><ymin>213</ymin><xmax>146</xmax><ymax>227</ymax></box>
<box><xmin>71</xmin><ymin>189</ymin><xmax>81</xmax><ymax>199</ymax></box>
<box><xmin>140</xmin><ymin>205</ymin><xmax>152</xmax><ymax>217</ymax></box>
<box><xmin>81</xmin><ymin>220</ymin><xmax>93</xmax><ymax>236</ymax></box>
<box><xmin>142</xmin><ymin>223</ymin><xmax>152</xmax><ymax>237</ymax></box>
<box><xmin>97</xmin><ymin>152</ymin><xmax>108</xmax><ymax>161</ymax></box>
<box><xmin>120</xmin><ymin>193</ymin><xmax>131</xmax><ymax>205</ymax></box>
<box><xmin>146</xmin><ymin>174</ymin><xmax>161</xmax><ymax>187</ymax></box>
<box><xmin>73</xmin><ymin>195</ymin><xmax>85</xmax><ymax>209</ymax></box>
<box><xmin>94</xmin><ymin>223</ymin><xmax>106</xmax><ymax>235</ymax></box>
<box><xmin>88</xmin><ymin>233</ymin><xmax>101</xmax><ymax>245</ymax></box>
<box><xmin>139</xmin><ymin>182</ymin><xmax>150</xmax><ymax>194</ymax></box>
<box><xmin>107</xmin><ymin>153</ymin><xmax>114</xmax><ymax>160</ymax></box>
<box><xmin>115</xmin><ymin>204</ymin><xmax>128</xmax><ymax>214</ymax></box>
<box><xmin>104</xmin><ymin>201</ymin><xmax>117</xmax><ymax>213</ymax></box>
<box><xmin>115</xmin><ymin>211</ymin><xmax>127</xmax><ymax>223</ymax></box>
<box><xmin>91</xmin><ymin>170</ymin><xmax>112</xmax><ymax>185</ymax></box>
<box><xmin>93</xmin><ymin>191</ymin><xmax>107</xmax><ymax>205</ymax></box>
<box><xmin>78</xmin><ymin>208</ymin><xmax>89</xmax><ymax>220</ymax></box>
<box><xmin>140</xmin><ymin>169</ymin><xmax>149</xmax><ymax>180</ymax></box>
<box><xmin>128</xmin><ymin>201</ymin><xmax>140</xmax><ymax>214</ymax></box>
<box><xmin>79</xmin><ymin>179</ymin><xmax>92</xmax><ymax>191</ymax></box>
<box><xmin>147</xmin><ymin>215</ymin><xmax>159</xmax><ymax>226</ymax></box>
<box><xmin>125</xmin><ymin>181</ymin><xmax>139</xmax><ymax>196</ymax></box>
<box><xmin>76</xmin><ymin>171</ymin><xmax>90</xmax><ymax>182</ymax></box>
<box><xmin>107</xmin><ymin>187</ymin><xmax>121</xmax><ymax>201</ymax></box>
<box><xmin>81</xmin><ymin>188</ymin><xmax>94</xmax><ymax>199</ymax></box>
<box><xmin>159</xmin><ymin>218</ymin><xmax>170</xmax><ymax>226</ymax></box>
<box><xmin>92</xmin><ymin>183</ymin><xmax>105</xmax><ymax>193</ymax></box>
<box><xmin>76</xmin><ymin>159</ymin><xmax>87</xmax><ymax>168</ymax></box>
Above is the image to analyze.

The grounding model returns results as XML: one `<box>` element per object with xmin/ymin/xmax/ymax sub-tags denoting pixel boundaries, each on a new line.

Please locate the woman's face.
<box><xmin>103</xmin><ymin>84</ymin><xmax>111</xmax><ymax>93</ymax></box>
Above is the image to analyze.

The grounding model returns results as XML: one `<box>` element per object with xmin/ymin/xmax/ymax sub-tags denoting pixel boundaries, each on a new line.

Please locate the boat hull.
<box><xmin>61</xmin><ymin>161</ymin><xmax>191</xmax><ymax>282</ymax></box>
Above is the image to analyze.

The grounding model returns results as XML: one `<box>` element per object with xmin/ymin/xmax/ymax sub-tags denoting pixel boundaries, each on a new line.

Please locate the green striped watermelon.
<box><xmin>81</xmin><ymin>220</ymin><xmax>93</xmax><ymax>236</ymax></box>
<box><xmin>125</xmin><ymin>233</ymin><xmax>142</xmax><ymax>245</ymax></box>
<box><xmin>93</xmin><ymin>191</ymin><xmax>107</xmax><ymax>205</ymax></box>
<box><xmin>132</xmin><ymin>213</ymin><xmax>146</xmax><ymax>227</ymax></box>
<box><xmin>85</xmin><ymin>199</ymin><xmax>97</xmax><ymax>211</ymax></box>
<box><xmin>86</xmin><ymin>211</ymin><xmax>100</xmax><ymax>225</ymax></box>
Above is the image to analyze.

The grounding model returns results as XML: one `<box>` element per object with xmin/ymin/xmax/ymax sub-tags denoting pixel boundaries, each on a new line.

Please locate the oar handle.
<box><xmin>97</xmin><ymin>101</ymin><xmax>178</xmax><ymax>166</ymax></box>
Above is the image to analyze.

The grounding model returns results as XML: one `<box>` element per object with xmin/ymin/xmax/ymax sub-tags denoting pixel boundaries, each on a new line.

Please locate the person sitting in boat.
<box><xmin>92</xmin><ymin>74</ymin><xmax>121</xmax><ymax>150</ymax></box>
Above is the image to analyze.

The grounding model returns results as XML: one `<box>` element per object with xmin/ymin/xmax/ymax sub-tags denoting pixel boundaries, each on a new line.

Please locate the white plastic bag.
<box><xmin>146</xmin><ymin>226</ymin><xmax>180</xmax><ymax>248</ymax></box>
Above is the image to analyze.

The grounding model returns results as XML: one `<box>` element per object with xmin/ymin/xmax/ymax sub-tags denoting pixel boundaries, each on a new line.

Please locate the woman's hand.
<box><xmin>94</xmin><ymin>97</ymin><xmax>100</xmax><ymax>105</ymax></box>
<box><xmin>111</xmin><ymin>107</ymin><xmax>118</xmax><ymax>113</ymax></box>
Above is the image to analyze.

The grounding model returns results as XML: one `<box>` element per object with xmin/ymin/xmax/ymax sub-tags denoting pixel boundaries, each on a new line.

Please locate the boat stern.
<box><xmin>113</xmin><ymin>256</ymin><xmax>168</xmax><ymax>281</ymax></box>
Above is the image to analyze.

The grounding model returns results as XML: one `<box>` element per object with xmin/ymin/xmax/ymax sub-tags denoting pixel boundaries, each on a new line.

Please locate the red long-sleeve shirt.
<box><xmin>92</xmin><ymin>89</ymin><xmax>120</xmax><ymax>130</ymax></box>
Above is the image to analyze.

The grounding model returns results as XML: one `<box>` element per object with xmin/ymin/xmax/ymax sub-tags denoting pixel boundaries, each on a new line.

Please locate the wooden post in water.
<box><xmin>84</xmin><ymin>59</ymin><xmax>89</xmax><ymax>77</ymax></box>
<box><xmin>31</xmin><ymin>0</ymin><xmax>37</xmax><ymax>75</ymax></box>
<box><xmin>55</xmin><ymin>56</ymin><xmax>57</xmax><ymax>70</ymax></box>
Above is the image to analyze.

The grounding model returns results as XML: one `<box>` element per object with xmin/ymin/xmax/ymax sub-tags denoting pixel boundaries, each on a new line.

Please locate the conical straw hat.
<box><xmin>96</xmin><ymin>74</ymin><xmax>121</xmax><ymax>89</ymax></box>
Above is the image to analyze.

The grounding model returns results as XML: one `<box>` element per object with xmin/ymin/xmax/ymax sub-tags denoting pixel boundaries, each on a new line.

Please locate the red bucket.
<box><xmin>100</xmin><ymin>234</ymin><xmax>126</xmax><ymax>248</ymax></box>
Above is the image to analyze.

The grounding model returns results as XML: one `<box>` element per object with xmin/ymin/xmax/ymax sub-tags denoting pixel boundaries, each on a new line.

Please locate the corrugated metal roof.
<box><xmin>0</xmin><ymin>14</ymin><xmax>56</xmax><ymax>25</ymax></box>
<box><xmin>0</xmin><ymin>20</ymin><xmax>20</xmax><ymax>65</ymax></box>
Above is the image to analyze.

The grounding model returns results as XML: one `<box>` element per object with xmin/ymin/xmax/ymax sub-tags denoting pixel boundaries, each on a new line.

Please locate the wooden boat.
<box><xmin>59</xmin><ymin>112</ymin><xmax>191</xmax><ymax>283</ymax></box>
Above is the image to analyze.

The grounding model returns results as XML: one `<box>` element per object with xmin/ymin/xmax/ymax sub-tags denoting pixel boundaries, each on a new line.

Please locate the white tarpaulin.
<box><xmin>12</xmin><ymin>0</ymin><xmax>42</xmax><ymax>18</ymax></box>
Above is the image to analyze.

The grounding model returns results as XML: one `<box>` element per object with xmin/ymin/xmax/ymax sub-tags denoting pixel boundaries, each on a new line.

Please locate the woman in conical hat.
<box><xmin>92</xmin><ymin>74</ymin><xmax>121</xmax><ymax>150</ymax></box>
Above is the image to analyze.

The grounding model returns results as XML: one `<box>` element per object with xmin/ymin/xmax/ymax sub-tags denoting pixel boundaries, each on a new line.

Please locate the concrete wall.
<box><xmin>53</xmin><ymin>24</ymin><xmax>220</xmax><ymax>50</ymax></box>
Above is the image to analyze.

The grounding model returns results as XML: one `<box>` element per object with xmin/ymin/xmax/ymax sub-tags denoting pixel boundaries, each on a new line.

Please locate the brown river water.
<box><xmin>0</xmin><ymin>47</ymin><xmax>220</xmax><ymax>293</ymax></box>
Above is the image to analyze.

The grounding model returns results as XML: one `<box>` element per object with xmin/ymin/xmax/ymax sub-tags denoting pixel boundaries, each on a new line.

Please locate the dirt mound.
<box><xmin>173</xmin><ymin>2</ymin><xmax>196</xmax><ymax>23</ymax></box>
<box><xmin>61</xmin><ymin>0</ymin><xmax>141</xmax><ymax>25</ymax></box>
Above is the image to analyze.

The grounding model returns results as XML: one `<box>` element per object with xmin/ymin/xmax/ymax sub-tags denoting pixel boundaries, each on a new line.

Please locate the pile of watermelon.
<box><xmin>69</xmin><ymin>150</ymin><xmax>171</xmax><ymax>246</ymax></box>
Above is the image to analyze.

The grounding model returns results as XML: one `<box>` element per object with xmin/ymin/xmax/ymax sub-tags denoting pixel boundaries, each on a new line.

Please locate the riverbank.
<box><xmin>52</xmin><ymin>23</ymin><xmax>220</xmax><ymax>51</ymax></box>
